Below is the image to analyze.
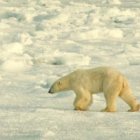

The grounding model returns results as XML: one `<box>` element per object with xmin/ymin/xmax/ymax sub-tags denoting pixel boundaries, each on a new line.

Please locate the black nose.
<box><xmin>48</xmin><ymin>89</ymin><xmax>53</xmax><ymax>94</ymax></box>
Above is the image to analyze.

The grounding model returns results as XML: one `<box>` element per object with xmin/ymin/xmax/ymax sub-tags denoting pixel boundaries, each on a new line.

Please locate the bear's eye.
<box><xmin>58</xmin><ymin>81</ymin><xmax>62</xmax><ymax>86</ymax></box>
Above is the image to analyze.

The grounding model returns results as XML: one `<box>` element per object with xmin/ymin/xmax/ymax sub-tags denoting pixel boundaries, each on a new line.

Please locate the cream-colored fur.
<box><xmin>49</xmin><ymin>66</ymin><xmax>140</xmax><ymax>112</ymax></box>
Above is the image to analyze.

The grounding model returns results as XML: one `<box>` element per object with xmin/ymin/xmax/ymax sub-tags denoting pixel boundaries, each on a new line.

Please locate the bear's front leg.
<box><xmin>101</xmin><ymin>90</ymin><xmax>119</xmax><ymax>112</ymax></box>
<box><xmin>74</xmin><ymin>98</ymin><xmax>90</xmax><ymax>111</ymax></box>
<box><xmin>73</xmin><ymin>90</ymin><xmax>92</xmax><ymax>111</ymax></box>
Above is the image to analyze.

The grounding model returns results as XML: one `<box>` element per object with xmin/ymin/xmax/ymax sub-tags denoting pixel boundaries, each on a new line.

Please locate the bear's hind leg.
<box><xmin>102</xmin><ymin>75</ymin><xmax>123</xmax><ymax>112</ymax></box>
<box><xmin>74</xmin><ymin>90</ymin><xmax>92</xmax><ymax>111</ymax></box>
<box><xmin>119</xmin><ymin>88</ymin><xmax>140</xmax><ymax>112</ymax></box>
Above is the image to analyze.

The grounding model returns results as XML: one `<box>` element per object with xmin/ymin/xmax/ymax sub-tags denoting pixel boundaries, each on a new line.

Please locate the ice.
<box><xmin>73</xmin><ymin>28</ymin><xmax>123</xmax><ymax>40</ymax></box>
<box><xmin>1</xmin><ymin>54</ymin><xmax>33</xmax><ymax>72</ymax></box>
<box><xmin>0</xmin><ymin>0</ymin><xmax>140</xmax><ymax>140</ymax></box>
<box><xmin>0</xmin><ymin>42</ymin><xmax>33</xmax><ymax>72</ymax></box>
<box><xmin>1</xmin><ymin>43</ymin><xmax>24</xmax><ymax>55</ymax></box>
<box><xmin>43</xmin><ymin>130</ymin><xmax>55</xmax><ymax>138</ymax></box>
<box><xmin>45</xmin><ymin>50</ymin><xmax>91</xmax><ymax>66</ymax></box>
<box><xmin>20</xmin><ymin>32</ymin><xmax>33</xmax><ymax>45</ymax></box>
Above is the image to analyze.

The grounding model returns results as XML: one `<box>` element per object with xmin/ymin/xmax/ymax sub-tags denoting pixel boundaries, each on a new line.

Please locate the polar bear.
<box><xmin>48</xmin><ymin>66</ymin><xmax>140</xmax><ymax>112</ymax></box>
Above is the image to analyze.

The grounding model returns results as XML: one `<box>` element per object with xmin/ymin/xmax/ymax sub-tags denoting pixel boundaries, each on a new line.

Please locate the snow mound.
<box><xmin>2</xmin><ymin>42</ymin><xmax>24</xmax><ymax>55</ymax></box>
<box><xmin>0</xmin><ymin>42</ymin><xmax>33</xmax><ymax>72</ymax></box>
<box><xmin>48</xmin><ymin>51</ymin><xmax>90</xmax><ymax>65</ymax></box>
<box><xmin>1</xmin><ymin>54</ymin><xmax>33</xmax><ymax>73</ymax></box>
<box><xmin>20</xmin><ymin>32</ymin><xmax>33</xmax><ymax>45</ymax></box>
<box><xmin>35</xmin><ymin>50</ymin><xmax>91</xmax><ymax>66</ymax></box>
<box><xmin>72</xmin><ymin>28</ymin><xmax>123</xmax><ymax>40</ymax></box>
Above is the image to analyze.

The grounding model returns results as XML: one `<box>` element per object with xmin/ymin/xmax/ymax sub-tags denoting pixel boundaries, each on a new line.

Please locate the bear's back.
<box><xmin>73</xmin><ymin>66</ymin><xmax>123</xmax><ymax>82</ymax></box>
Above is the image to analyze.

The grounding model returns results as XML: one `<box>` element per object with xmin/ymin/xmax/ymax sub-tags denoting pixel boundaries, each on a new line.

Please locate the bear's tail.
<box><xmin>120</xmin><ymin>77</ymin><xmax>130</xmax><ymax>96</ymax></box>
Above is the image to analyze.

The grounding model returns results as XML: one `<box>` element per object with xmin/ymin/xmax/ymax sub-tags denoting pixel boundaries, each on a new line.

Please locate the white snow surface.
<box><xmin>0</xmin><ymin>0</ymin><xmax>140</xmax><ymax>140</ymax></box>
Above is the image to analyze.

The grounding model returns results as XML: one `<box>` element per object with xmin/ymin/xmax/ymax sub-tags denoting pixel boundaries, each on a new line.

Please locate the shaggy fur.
<box><xmin>49</xmin><ymin>66</ymin><xmax>140</xmax><ymax>112</ymax></box>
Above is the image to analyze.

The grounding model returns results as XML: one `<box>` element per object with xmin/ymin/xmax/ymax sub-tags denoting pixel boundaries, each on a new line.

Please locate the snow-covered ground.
<box><xmin>0</xmin><ymin>0</ymin><xmax>140</xmax><ymax>140</ymax></box>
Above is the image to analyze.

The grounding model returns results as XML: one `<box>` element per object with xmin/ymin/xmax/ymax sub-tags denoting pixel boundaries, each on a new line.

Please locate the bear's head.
<box><xmin>48</xmin><ymin>76</ymin><xmax>71</xmax><ymax>94</ymax></box>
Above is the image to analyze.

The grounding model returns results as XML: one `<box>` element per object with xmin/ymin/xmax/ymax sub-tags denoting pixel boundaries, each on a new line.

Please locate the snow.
<box><xmin>0</xmin><ymin>0</ymin><xmax>140</xmax><ymax>140</ymax></box>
